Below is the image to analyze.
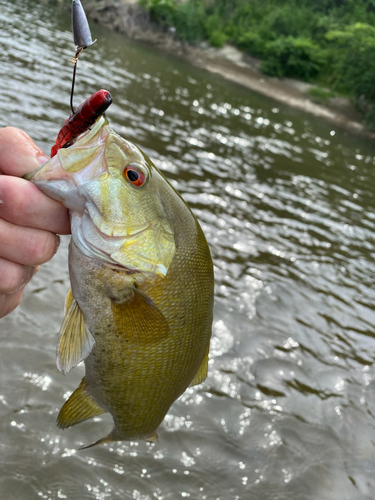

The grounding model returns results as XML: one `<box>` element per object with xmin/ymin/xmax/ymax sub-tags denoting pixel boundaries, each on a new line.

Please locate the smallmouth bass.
<box><xmin>26</xmin><ymin>114</ymin><xmax>214</xmax><ymax>447</ymax></box>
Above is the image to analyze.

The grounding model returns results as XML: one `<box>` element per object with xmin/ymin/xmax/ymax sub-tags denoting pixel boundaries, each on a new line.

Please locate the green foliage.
<box><xmin>236</xmin><ymin>32</ymin><xmax>267</xmax><ymax>58</ymax></box>
<box><xmin>171</xmin><ymin>1</ymin><xmax>206</xmax><ymax>42</ymax></box>
<box><xmin>140</xmin><ymin>0</ymin><xmax>175</xmax><ymax>9</ymax></box>
<box><xmin>325</xmin><ymin>23</ymin><xmax>375</xmax><ymax>128</ymax></box>
<box><xmin>260</xmin><ymin>37</ymin><xmax>327</xmax><ymax>80</ymax></box>
<box><xmin>204</xmin><ymin>14</ymin><xmax>227</xmax><ymax>47</ymax></box>
<box><xmin>207</xmin><ymin>29</ymin><xmax>227</xmax><ymax>47</ymax></box>
<box><xmin>141</xmin><ymin>0</ymin><xmax>375</xmax><ymax>128</ymax></box>
<box><xmin>141</xmin><ymin>0</ymin><xmax>206</xmax><ymax>42</ymax></box>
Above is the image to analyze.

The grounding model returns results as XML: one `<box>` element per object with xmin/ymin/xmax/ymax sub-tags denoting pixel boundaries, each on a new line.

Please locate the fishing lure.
<box><xmin>50</xmin><ymin>89</ymin><xmax>112</xmax><ymax>157</ymax></box>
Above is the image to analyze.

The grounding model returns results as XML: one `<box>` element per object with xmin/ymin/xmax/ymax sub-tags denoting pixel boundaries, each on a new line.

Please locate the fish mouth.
<box><xmin>86</xmin><ymin>202</ymin><xmax>149</xmax><ymax>237</ymax></box>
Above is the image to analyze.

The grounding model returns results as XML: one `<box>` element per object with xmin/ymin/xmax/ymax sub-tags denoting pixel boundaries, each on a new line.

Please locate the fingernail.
<box><xmin>55</xmin><ymin>235</ymin><xmax>61</xmax><ymax>254</ymax></box>
<box><xmin>38</xmin><ymin>155</ymin><xmax>50</xmax><ymax>165</ymax></box>
<box><xmin>24</xmin><ymin>155</ymin><xmax>50</xmax><ymax>179</ymax></box>
<box><xmin>7</xmin><ymin>266</ymin><xmax>39</xmax><ymax>295</ymax></box>
<box><xmin>25</xmin><ymin>265</ymin><xmax>39</xmax><ymax>283</ymax></box>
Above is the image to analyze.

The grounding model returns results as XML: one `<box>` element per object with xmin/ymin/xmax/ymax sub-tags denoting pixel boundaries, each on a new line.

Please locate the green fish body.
<box><xmin>26</xmin><ymin>116</ymin><xmax>214</xmax><ymax>446</ymax></box>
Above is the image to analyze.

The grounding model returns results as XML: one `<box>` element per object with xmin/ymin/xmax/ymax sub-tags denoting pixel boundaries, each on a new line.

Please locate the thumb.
<box><xmin>0</xmin><ymin>127</ymin><xmax>50</xmax><ymax>177</ymax></box>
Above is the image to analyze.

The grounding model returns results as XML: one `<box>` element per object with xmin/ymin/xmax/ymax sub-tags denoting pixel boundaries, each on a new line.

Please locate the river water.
<box><xmin>1</xmin><ymin>0</ymin><xmax>375</xmax><ymax>498</ymax></box>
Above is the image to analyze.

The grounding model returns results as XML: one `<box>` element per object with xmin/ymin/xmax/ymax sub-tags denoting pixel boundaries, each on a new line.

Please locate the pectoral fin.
<box><xmin>57</xmin><ymin>378</ymin><xmax>105</xmax><ymax>429</ymax></box>
<box><xmin>57</xmin><ymin>289</ymin><xmax>95</xmax><ymax>375</ymax></box>
<box><xmin>111</xmin><ymin>289</ymin><xmax>169</xmax><ymax>344</ymax></box>
<box><xmin>189</xmin><ymin>346</ymin><xmax>210</xmax><ymax>387</ymax></box>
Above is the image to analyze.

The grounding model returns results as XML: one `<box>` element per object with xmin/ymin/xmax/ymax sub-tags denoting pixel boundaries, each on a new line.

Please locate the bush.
<box><xmin>141</xmin><ymin>0</ymin><xmax>206</xmax><ymax>42</ymax></box>
<box><xmin>326</xmin><ymin>23</ymin><xmax>375</xmax><ymax>128</ymax></box>
<box><xmin>204</xmin><ymin>14</ymin><xmax>227</xmax><ymax>47</ymax></box>
<box><xmin>260</xmin><ymin>37</ymin><xmax>327</xmax><ymax>80</ymax></box>
<box><xmin>236</xmin><ymin>32</ymin><xmax>268</xmax><ymax>58</ymax></box>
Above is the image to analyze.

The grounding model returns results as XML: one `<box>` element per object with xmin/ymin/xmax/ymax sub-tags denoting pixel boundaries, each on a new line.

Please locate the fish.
<box><xmin>25</xmin><ymin>109</ymin><xmax>214</xmax><ymax>447</ymax></box>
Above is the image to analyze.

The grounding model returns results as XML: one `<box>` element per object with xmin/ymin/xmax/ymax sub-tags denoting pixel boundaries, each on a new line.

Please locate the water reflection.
<box><xmin>1</xmin><ymin>0</ymin><xmax>375</xmax><ymax>498</ymax></box>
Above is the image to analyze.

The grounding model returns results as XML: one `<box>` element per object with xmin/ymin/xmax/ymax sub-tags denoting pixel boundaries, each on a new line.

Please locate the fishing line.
<box><xmin>70</xmin><ymin>47</ymin><xmax>83</xmax><ymax>114</ymax></box>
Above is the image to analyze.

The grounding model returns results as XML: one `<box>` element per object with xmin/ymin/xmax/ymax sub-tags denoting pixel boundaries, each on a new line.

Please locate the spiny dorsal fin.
<box><xmin>189</xmin><ymin>346</ymin><xmax>210</xmax><ymax>387</ymax></box>
<box><xmin>111</xmin><ymin>288</ymin><xmax>169</xmax><ymax>344</ymax></box>
<box><xmin>57</xmin><ymin>378</ymin><xmax>105</xmax><ymax>429</ymax></box>
<box><xmin>57</xmin><ymin>289</ymin><xmax>95</xmax><ymax>375</ymax></box>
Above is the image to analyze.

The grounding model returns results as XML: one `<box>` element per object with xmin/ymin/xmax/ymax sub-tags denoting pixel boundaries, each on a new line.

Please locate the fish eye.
<box><xmin>123</xmin><ymin>165</ymin><xmax>146</xmax><ymax>187</ymax></box>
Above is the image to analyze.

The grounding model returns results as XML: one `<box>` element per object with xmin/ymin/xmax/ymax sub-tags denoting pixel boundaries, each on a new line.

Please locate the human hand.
<box><xmin>0</xmin><ymin>127</ymin><xmax>70</xmax><ymax>318</ymax></box>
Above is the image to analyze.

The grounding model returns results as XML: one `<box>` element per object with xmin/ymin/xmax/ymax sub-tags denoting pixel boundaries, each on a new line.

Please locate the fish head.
<box><xmin>26</xmin><ymin>116</ymin><xmax>176</xmax><ymax>276</ymax></box>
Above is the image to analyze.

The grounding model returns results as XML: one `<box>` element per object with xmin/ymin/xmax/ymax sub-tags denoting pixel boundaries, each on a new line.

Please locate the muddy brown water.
<box><xmin>1</xmin><ymin>1</ymin><xmax>375</xmax><ymax>498</ymax></box>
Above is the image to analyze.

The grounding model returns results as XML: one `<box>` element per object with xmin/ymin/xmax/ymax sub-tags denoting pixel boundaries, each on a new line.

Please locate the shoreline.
<box><xmin>84</xmin><ymin>0</ymin><xmax>374</xmax><ymax>139</ymax></box>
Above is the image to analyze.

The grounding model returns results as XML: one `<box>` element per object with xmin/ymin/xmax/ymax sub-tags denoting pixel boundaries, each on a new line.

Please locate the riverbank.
<box><xmin>81</xmin><ymin>0</ymin><xmax>373</xmax><ymax>138</ymax></box>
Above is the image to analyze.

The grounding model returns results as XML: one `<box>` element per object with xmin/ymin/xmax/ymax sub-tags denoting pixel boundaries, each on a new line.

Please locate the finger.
<box><xmin>0</xmin><ymin>127</ymin><xmax>49</xmax><ymax>177</ymax></box>
<box><xmin>0</xmin><ymin>289</ymin><xmax>24</xmax><ymax>319</ymax></box>
<box><xmin>0</xmin><ymin>257</ymin><xmax>38</xmax><ymax>295</ymax></box>
<box><xmin>0</xmin><ymin>218</ymin><xmax>60</xmax><ymax>267</ymax></box>
<box><xmin>0</xmin><ymin>175</ymin><xmax>70</xmax><ymax>235</ymax></box>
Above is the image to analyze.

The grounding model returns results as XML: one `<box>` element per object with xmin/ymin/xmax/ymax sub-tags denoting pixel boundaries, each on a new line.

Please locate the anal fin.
<box><xmin>57</xmin><ymin>289</ymin><xmax>95</xmax><ymax>374</ymax></box>
<box><xmin>57</xmin><ymin>378</ymin><xmax>105</xmax><ymax>429</ymax></box>
<box><xmin>189</xmin><ymin>346</ymin><xmax>209</xmax><ymax>387</ymax></box>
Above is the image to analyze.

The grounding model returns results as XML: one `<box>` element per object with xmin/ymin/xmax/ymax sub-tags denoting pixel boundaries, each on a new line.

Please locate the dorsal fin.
<box><xmin>57</xmin><ymin>289</ymin><xmax>95</xmax><ymax>374</ymax></box>
<box><xmin>57</xmin><ymin>378</ymin><xmax>105</xmax><ymax>429</ymax></box>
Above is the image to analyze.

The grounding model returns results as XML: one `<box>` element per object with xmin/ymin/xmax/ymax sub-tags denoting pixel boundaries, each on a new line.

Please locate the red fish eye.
<box><xmin>124</xmin><ymin>166</ymin><xmax>146</xmax><ymax>186</ymax></box>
